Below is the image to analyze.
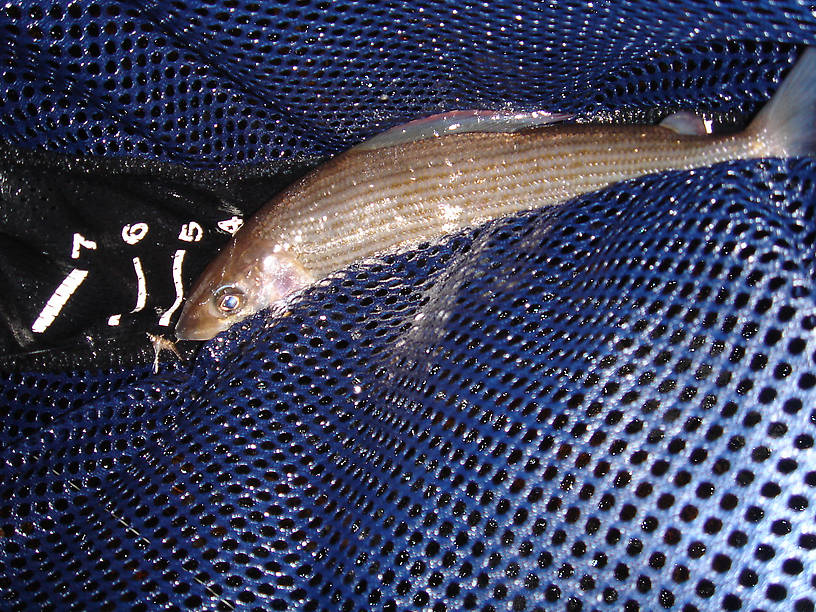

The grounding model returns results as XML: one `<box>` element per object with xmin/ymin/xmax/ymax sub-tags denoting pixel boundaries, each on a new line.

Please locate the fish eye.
<box><xmin>214</xmin><ymin>286</ymin><xmax>245</xmax><ymax>314</ymax></box>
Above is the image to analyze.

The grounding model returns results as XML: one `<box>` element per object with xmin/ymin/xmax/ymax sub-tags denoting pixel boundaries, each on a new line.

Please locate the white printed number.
<box><xmin>33</xmin><ymin>232</ymin><xmax>98</xmax><ymax>332</ymax></box>
<box><xmin>71</xmin><ymin>233</ymin><xmax>97</xmax><ymax>259</ymax></box>
<box><xmin>178</xmin><ymin>221</ymin><xmax>203</xmax><ymax>242</ymax></box>
<box><xmin>122</xmin><ymin>222</ymin><xmax>149</xmax><ymax>244</ymax></box>
<box><xmin>35</xmin><ymin>220</ymin><xmax>207</xmax><ymax>333</ymax></box>
<box><xmin>217</xmin><ymin>216</ymin><xmax>244</xmax><ymax>235</ymax></box>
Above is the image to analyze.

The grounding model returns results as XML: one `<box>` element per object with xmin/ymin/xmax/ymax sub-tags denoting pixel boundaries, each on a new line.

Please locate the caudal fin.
<box><xmin>749</xmin><ymin>47</ymin><xmax>816</xmax><ymax>157</ymax></box>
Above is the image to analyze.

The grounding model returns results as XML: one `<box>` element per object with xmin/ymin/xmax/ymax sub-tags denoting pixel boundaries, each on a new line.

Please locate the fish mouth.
<box><xmin>175</xmin><ymin>321</ymin><xmax>219</xmax><ymax>341</ymax></box>
<box><xmin>174</xmin><ymin>302</ymin><xmax>225</xmax><ymax>341</ymax></box>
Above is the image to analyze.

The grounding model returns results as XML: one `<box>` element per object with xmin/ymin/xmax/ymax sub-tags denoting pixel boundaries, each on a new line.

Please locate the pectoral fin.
<box><xmin>659</xmin><ymin>111</ymin><xmax>709</xmax><ymax>135</ymax></box>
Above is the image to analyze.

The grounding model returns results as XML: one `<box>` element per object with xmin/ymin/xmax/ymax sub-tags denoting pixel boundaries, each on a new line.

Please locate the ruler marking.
<box><xmin>32</xmin><ymin>269</ymin><xmax>88</xmax><ymax>333</ymax></box>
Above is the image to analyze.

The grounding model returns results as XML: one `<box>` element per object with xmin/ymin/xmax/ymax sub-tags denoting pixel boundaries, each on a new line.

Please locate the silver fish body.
<box><xmin>248</xmin><ymin>125</ymin><xmax>763</xmax><ymax>277</ymax></box>
<box><xmin>176</xmin><ymin>48</ymin><xmax>816</xmax><ymax>341</ymax></box>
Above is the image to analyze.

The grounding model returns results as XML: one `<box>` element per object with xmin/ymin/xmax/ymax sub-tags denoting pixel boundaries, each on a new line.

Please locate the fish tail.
<box><xmin>749</xmin><ymin>47</ymin><xmax>816</xmax><ymax>156</ymax></box>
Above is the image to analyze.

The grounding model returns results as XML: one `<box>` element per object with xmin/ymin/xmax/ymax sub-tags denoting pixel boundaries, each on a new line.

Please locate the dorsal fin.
<box><xmin>659</xmin><ymin>111</ymin><xmax>710</xmax><ymax>135</ymax></box>
<box><xmin>354</xmin><ymin>110</ymin><xmax>572</xmax><ymax>151</ymax></box>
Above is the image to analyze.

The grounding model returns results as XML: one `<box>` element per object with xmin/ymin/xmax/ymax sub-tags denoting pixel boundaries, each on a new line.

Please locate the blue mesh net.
<box><xmin>3</xmin><ymin>1</ymin><xmax>816</xmax><ymax>611</ymax></box>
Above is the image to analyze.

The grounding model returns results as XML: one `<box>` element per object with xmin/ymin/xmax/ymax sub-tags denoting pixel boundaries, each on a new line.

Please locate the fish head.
<box><xmin>175</xmin><ymin>239</ymin><xmax>313</xmax><ymax>341</ymax></box>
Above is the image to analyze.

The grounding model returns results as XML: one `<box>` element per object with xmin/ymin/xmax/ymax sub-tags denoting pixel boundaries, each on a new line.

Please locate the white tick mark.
<box><xmin>32</xmin><ymin>269</ymin><xmax>88</xmax><ymax>333</ymax></box>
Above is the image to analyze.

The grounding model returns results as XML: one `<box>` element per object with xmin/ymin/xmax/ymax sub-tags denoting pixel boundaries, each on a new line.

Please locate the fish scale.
<box><xmin>175</xmin><ymin>48</ymin><xmax>816</xmax><ymax>341</ymax></box>
<box><xmin>267</xmin><ymin>127</ymin><xmax>760</xmax><ymax>277</ymax></box>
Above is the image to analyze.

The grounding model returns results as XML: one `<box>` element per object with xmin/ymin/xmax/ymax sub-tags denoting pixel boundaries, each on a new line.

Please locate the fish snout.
<box><xmin>174</xmin><ymin>300</ymin><xmax>225</xmax><ymax>341</ymax></box>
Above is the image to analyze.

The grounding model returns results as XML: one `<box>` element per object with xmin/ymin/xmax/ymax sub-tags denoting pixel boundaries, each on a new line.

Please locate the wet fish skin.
<box><xmin>256</xmin><ymin>125</ymin><xmax>762</xmax><ymax>277</ymax></box>
<box><xmin>176</xmin><ymin>48</ymin><xmax>816</xmax><ymax>341</ymax></box>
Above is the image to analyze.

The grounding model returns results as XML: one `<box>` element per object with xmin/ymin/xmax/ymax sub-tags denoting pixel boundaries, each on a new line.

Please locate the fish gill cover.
<box><xmin>1</xmin><ymin>1</ymin><xmax>816</xmax><ymax>611</ymax></box>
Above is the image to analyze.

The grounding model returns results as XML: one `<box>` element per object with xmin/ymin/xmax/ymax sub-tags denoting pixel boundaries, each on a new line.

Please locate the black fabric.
<box><xmin>2</xmin><ymin>1</ymin><xmax>816</xmax><ymax>611</ymax></box>
<box><xmin>0</xmin><ymin>144</ymin><xmax>315</xmax><ymax>366</ymax></box>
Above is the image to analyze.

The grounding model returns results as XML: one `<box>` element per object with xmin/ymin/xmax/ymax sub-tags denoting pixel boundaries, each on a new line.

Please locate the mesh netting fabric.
<box><xmin>0</xmin><ymin>1</ymin><xmax>812</xmax><ymax>167</ymax></box>
<box><xmin>3</xmin><ymin>1</ymin><xmax>816</xmax><ymax>611</ymax></box>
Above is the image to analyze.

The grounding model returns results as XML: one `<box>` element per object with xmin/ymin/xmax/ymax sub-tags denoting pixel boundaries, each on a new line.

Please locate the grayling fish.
<box><xmin>176</xmin><ymin>48</ymin><xmax>816</xmax><ymax>341</ymax></box>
